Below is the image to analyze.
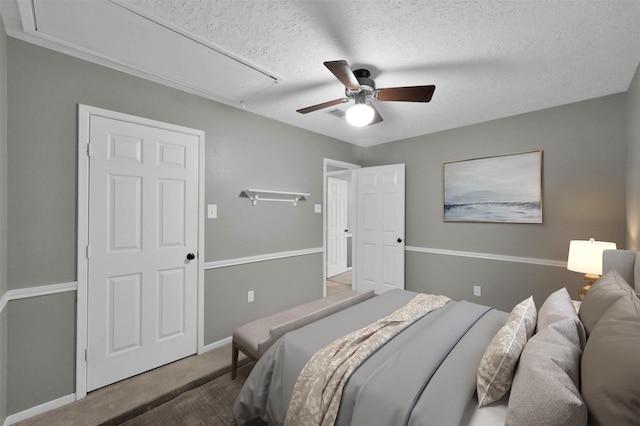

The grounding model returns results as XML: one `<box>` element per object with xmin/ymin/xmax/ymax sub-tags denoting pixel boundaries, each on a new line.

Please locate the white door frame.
<box><xmin>323</xmin><ymin>158</ymin><xmax>360</xmax><ymax>297</ymax></box>
<box><xmin>326</xmin><ymin>176</ymin><xmax>349</xmax><ymax>278</ymax></box>
<box><xmin>76</xmin><ymin>104</ymin><xmax>205</xmax><ymax>399</ymax></box>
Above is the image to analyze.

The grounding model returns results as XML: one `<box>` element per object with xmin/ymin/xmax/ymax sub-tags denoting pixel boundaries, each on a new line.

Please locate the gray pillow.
<box><xmin>581</xmin><ymin>293</ymin><xmax>640</xmax><ymax>426</ymax></box>
<box><xmin>537</xmin><ymin>287</ymin><xmax>586</xmax><ymax>348</ymax></box>
<box><xmin>506</xmin><ymin>317</ymin><xmax>587</xmax><ymax>426</ymax></box>
<box><xmin>578</xmin><ymin>269</ymin><xmax>634</xmax><ymax>334</ymax></box>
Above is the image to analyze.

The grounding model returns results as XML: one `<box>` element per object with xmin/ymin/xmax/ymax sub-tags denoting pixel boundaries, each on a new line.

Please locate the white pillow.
<box><xmin>477</xmin><ymin>296</ymin><xmax>537</xmax><ymax>406</ymax></box>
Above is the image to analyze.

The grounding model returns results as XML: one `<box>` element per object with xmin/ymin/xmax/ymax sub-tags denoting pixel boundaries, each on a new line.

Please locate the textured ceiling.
<box><xmin>3</xmin><ymin>1</ymin><xmax>640</xmax><ymax>146</ymax></box>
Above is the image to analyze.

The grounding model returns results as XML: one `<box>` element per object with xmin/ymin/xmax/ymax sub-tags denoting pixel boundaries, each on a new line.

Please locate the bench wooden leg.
<box><xmin>231</xmin><ymin>342</ymin><xmax>239</xmax><ymax>380</ymax></box>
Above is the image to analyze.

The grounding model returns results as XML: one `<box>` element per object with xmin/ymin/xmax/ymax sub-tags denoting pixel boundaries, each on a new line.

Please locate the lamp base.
<box><xmin>579</xmin><ymin>273</ymin><xmax>600</xmax><ymax>299</ymax></box>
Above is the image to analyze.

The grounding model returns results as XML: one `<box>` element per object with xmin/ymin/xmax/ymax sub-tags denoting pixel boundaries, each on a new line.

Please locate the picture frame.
<box><xmin>443</xmin><ymin>150</ymin><xmax>542</xmax><ymax>223</ymax></box>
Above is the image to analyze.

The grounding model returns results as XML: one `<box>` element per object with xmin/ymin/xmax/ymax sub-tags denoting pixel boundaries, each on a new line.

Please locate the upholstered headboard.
<box><xmin>602</xmin><ymin>249</ymin><xmax>640</xmax><ymax>291</ymax></box>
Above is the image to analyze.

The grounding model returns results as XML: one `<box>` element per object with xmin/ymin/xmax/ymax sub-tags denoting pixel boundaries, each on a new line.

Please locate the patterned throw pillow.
<box><xmin>477</xmin><ymin>296</ymin><xmax>537</xmax><ymax>406</ymax></box>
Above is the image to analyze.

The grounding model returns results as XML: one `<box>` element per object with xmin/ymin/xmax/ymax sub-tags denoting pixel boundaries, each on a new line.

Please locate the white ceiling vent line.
<box><xmin>22</xmin><ymin>0</ymin><xmax>279</xmax><ymax>104</ymax></box>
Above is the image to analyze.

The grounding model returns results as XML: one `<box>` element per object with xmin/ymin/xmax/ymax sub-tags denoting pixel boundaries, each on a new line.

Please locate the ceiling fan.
<box><xmin>296</xmin><ymin>60</ymin><xmax>436</xmax><ymax>127</ymax></box>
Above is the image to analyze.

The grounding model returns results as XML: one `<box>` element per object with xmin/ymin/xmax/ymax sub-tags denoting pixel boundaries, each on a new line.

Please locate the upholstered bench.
<box><xmin>231</xmin><ymin>289</ymin><xmax>375</xmax><ymax>379</ymax></box>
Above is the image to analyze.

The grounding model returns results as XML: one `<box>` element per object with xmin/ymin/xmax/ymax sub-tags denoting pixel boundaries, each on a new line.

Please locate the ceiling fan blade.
<box><xmin>375</xmin><ymin>85</ymin><xmax>436</xmax><ymax>102</ymax></box>
<box><xmin>296</xmin><ymin>98</ymin><xmax>350</xmax><ymax>114</ymax></box>
<box><xmin>369</xmin><ymin>104</ymin><xmax>383</xmax><ymax>125</ymax></box>
<box><xmin>324</xmin><ymin>60</ymin><xmax>361</xmax><ymax>91</ymax></box>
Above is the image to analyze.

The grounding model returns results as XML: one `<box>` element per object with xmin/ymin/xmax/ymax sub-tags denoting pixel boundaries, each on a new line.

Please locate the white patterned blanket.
<box><xmin>284</xmin><ymin>293</ymin><xmax>450</xmax><ymax>426</ymax></box>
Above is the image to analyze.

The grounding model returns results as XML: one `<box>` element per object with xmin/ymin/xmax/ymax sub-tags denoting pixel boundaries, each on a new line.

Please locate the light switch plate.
<box><xmin>314</xmin><ymin>204</ymin><xmax>322</xmax><ymax>213</ymax></box>
<box><xmin>207</xmin><ymin>204</ymin><xmax>217</xmax><ymax>219</ymax></box>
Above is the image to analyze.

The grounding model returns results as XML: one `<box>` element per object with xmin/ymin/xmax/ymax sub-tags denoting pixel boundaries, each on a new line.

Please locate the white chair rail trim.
<box><xmin>405</xmin><ymin>246</ymin><xmax>567</xmax><ymax>268</ymax></box>
<box><xmin>204</xmin><ymin>247</ymin><xmax>323</xmax><ymax>270</ymax></box>
<box><xmin>0</xmin><ymin>247</ymin><xmax>325</xmax><ymax>313</ymax></box>
<box><xmin>0</xmin><ymin>246</ymin><xmax>564</xmax><ymax>314</ymax></box>
<box><xmin>0</xmin><ymin>281</ymin><xmax>78</xmax><ymax>314</ymax></box>
<box><xmin>0</xmin><ymin>292</ymin><xmax>7</xmax><ymax>314</ymax></box>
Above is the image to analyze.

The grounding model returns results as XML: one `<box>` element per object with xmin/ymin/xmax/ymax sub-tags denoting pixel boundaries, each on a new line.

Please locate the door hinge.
<box><xmin>84</xmin><ymin>348</ymin><xmax>88</xmax><ymax>362</ymax></box>
<box><xmin>86</xmin><ymin>245</ymin><xmax>91</xmax><ymax>259</ymax></box>
<box><xmin>86</xmin><ymin>142</ymin><xmax>92</xmax><ymax>157</ymax></box>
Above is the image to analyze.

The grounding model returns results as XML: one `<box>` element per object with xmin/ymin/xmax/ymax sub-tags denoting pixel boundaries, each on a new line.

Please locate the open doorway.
<box><xmin>324</xmin><ymin>159</ymin><xmax>360</xmax><ymax>296</ymax></box>
<box><xmin>323</xmin><ymin>159</ymin><xmax>406</xmax><ymax>296</ymax></box>
<box><xmin>326</xmin><ymin>174</ymin><xmax>351</xmax><ymax>295</ymax></box>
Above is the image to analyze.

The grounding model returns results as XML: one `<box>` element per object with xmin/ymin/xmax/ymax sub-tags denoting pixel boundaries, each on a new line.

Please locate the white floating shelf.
<box><xmin>240</xmin><ymin>189</ymin><xmax>310</xmax><ymax>207</ymax></box>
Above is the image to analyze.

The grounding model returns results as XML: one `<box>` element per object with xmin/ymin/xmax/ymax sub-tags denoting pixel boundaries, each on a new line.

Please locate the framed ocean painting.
<box><xmin>443</xmin><ymin>151</ymin><xmax>542</xmax><ymax>223</ymax></box>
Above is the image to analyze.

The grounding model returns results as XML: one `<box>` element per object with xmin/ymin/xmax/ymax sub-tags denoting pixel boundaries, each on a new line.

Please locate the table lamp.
<box><xmin>567</xmin><ymin>238</ymin><xmax>617</xmax><ymax>298</ymax></box>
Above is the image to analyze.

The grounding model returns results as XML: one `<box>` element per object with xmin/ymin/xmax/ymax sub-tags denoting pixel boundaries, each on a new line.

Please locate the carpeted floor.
<box><xmin>17</xmin><ymin>344</ymin><xmax>252</xmax><ymax>426</ymax></box>
<box><xmin>118</xmin><ymin>363</ymin><xmax>264</xmax><ymax>426</ymax></box>
<box><xmin>328</xmin><ymin>270</ymin><xmax>351</xmax><ymax>285</ymax></box>
<box><xmin>326</xmin><ymin>270</ymin><xmax>352</xmax><ymax>295</ymax></box>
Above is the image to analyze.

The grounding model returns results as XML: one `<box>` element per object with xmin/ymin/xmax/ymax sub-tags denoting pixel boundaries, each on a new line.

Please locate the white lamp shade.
<box><xmin>345</xmin><ymin>103</ymin><xmax>374</xmax><ymax>127</ymax></box>
<box><xmin>567</xmin><ymin>238</ymin><xmax>617</xmax><ymax>275</ymax></box>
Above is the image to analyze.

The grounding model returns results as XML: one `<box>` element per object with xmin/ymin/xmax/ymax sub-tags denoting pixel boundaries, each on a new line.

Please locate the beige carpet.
<box><xmin>326</xmin><ymin>270</ymin><xmax>352</xmax><ymax>295</ymax></box>
<box><xmin>119</xmin><ymin>363</ymin><xmax>264</xmax><ymax>426</ymax></box>
<box><xmin>327</xmin><ymin>270</ymin><xmax>352</xmax><ymax>285</ymax></box>
<box><xmin>17</xmin><ymin>344</ymin><xmax>248</xmax><ymax>426</ymax></box>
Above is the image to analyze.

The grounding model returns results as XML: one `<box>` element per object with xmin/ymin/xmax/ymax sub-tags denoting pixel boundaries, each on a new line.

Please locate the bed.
<box><xmin>233</xmin><ymin>249</ymin><xmax>640</xmax><ymax>426</ymax></box>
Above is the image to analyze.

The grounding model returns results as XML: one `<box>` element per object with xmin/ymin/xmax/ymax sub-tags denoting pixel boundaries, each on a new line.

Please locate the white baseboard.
<box><xmin>4</xmin><ymin>393</ymin><xmax>76</xmax><ymax>426</ymax></box>
<box><xmin>201</xmin><ymin>335</ymin><xmax>232</xmax><ymax>353</ymax></box>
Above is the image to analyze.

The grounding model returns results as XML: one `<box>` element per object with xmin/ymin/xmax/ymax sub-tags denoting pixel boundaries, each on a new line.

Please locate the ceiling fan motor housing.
<box><xmin>347</xmin><ymin>69</ymin><xmax>376</xmax><ymax>101</ymax></box>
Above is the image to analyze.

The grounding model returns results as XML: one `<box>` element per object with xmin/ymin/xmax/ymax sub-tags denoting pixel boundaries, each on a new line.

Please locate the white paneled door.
<box><xmin>327</xmin><ymin>177</ymin><xmax>348</xmax><ymax>278</ymax></box>
<box><xmin>356</xmin><ymin>164</ymin><xmax>405</xmax><ymax>294</ymax></box>
<box><xmin>86</xmin><ymin>115</ymin><xmax>199</xmax><ymax>391</ymax></box>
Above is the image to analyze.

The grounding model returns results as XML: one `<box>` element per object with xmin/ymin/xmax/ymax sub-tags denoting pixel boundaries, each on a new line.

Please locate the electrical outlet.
<box><xmin>248</xmin><ymin>290</ymin><xmax>254</xmax><ymax>303</ymax></box>
<box><xmin>474</xmin><ymin>286</ymin><xmax>482</xmax><ymax>297</ymax></box>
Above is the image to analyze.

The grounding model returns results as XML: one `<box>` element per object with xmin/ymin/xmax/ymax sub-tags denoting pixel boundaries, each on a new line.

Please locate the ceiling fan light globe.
<box><xmin>346</xmin><ymin>104</ymin><xmax>375</xmax><ymax>127</ymax></box>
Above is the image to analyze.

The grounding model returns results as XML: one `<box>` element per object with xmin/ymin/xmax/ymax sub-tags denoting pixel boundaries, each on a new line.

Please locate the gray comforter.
<box><xmin>233</xmin><ymin>290</ymin><xmax>508</xmax><ymax>426</ymax></box>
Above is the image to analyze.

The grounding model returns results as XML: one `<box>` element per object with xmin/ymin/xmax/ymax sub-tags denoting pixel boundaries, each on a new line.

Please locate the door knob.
<box><xmin>397</xmin><ymin>238</ymin><xmax>403</xmax><ymax>243</ymax></box>
<box><xmin>186</xmin><ymin>253</ymin><xmax>196</xmax><ymax>260</ymax></box>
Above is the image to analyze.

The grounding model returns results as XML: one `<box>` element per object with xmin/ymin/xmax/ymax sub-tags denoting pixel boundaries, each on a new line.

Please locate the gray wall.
<box><xmin>1</xmin><ymin>33</ymin><xmax>635</xmax><ymax>420</ymax></box>
<box><xmin>7</xmin><ymin>293</ymin><xmax>76</xmax><ymax>414</ymax></box>
<box><xmin>5</xmin><ymin>39</ymin><xmax>361</xmax><ymax>415</ymax></box>
<box><xmin>628</xmin><ymin>63</ymin><xmax>640</xmax><ymax>251</ymax></box>
<box><xmin>205</xmin><ymin>253</ymin><xmax>323</xmax><ymax>343</ymax></box>
<box><xmin>0</xmin><ymin>16</ymin><xmax>8</xmax><ymax>426</ymax></box>
<box><xmin>364</xmin><ymin>94</ymin><xmax>627</xmax><ymax>310</ymax></box>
